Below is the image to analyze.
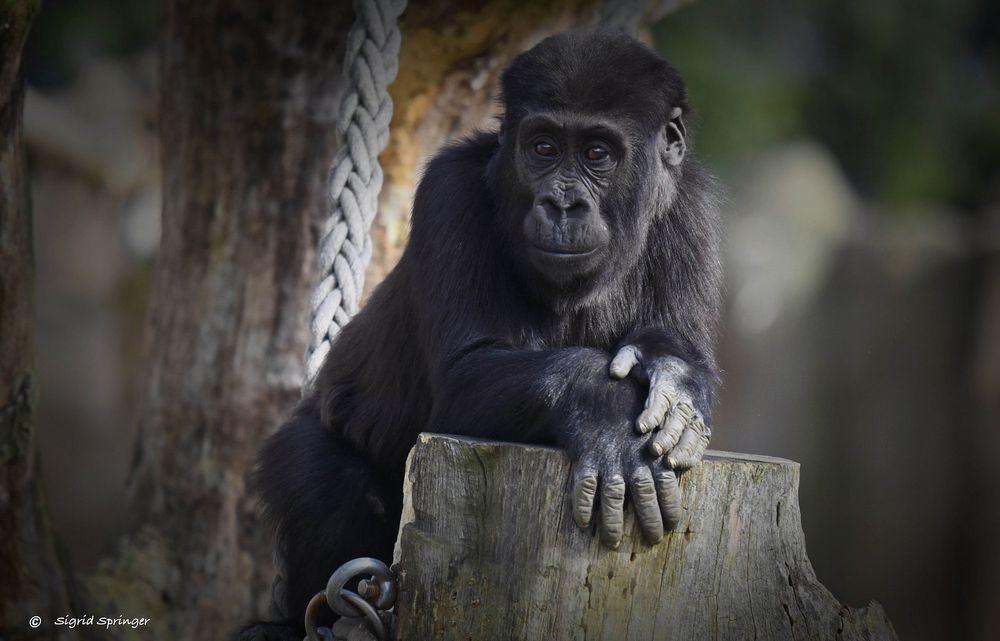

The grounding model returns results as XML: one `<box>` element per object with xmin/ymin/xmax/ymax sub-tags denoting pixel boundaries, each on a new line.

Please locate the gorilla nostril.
<box><xmin>539</xmin><ymin>195</ymin><xmax>591</xmax><ymax>221</ymax></box>
<box><xmin>540</xmin><ymin>197</ymin><xmax>565</xmax><ymax>222</ymax></box>
<box><xmin>565</xmin><ymin>201</ymin><xmax>590</xmax><ymax>219</ymax></box>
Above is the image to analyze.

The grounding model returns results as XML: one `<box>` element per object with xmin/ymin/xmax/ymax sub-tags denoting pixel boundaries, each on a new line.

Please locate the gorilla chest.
<box><xmin>525</xmin><ymin>306</ymin><xmax>629</xmax><ymax>353</ymax></box>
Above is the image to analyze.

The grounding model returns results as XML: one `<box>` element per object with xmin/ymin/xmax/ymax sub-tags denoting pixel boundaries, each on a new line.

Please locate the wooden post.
<box><xmin>390</xmin><ymin>434</ymin><xmax>898</xmax><ymax>641</ymax></box>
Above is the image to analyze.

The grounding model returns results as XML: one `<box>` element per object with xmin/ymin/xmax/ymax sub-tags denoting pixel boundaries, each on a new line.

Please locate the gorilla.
<box><xmin>247</xmin><ymin>29</ymin><xmax>722</xmax><ymax>639</ymax></box>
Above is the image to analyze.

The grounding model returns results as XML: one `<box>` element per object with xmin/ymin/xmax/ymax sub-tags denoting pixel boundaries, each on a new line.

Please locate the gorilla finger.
<box><xmin>573</xmin><ymin>473</ymin><xmax>599</xmax><ymax>528</ymax></box>
<box><xmin>667</xmin><ymin>418</ymin><xmax>710</xmax><ymax>470</ymax></box>
<box><xmin>648</xmin><ymin>404</ymin><xmax>687</xmax><ymax>456</ymax></box>
<box><xmin>629</xmin><ymin>468</ymin><xmax>664</xmax><ymax>543</ymax></box>
<box><xmin>599</xmin><ymin>475</ymin><xmax>627</xmax><ymax>548</ymax></box>
<box><xmin>636</xmin><ymin>378</ymin><xmax>675</xmax><ymax>434</ymax></box>
<box><xmin>653</xmin><ymin>468</ymin><xmax>682</xmax><ymax>530</ymax></box>
<box><xmin>609</xmin><ymin>345</ymin><xmax>640</xmax><ymax>380</ymax></box>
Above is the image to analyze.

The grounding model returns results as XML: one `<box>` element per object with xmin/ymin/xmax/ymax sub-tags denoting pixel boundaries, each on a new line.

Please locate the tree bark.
<box><xmin>80</xmin><ymin>2</ymin><xmax>352</xmax><ymax>639</ymax></box>
<box><xmin>0</xmin><ymin>2</ymin><xmax>78</xmax><ymax>640</ymax></box>
<box><xmin>392</xmin><ymin>434</ymin><xmax>898</xmax><ymax>641</ymax></box>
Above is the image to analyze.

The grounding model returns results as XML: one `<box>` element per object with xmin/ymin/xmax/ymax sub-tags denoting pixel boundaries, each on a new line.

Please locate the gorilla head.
<box><xmin>491</xmin><ymin>31</ymin><xmax>691</xmax><ymax>295</ymax></box>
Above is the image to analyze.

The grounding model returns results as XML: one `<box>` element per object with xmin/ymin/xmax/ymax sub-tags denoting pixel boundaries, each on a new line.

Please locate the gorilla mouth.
<box><xmin>530</xmin><ymin>244</ymin><xmax>599</xmax><ymax>258</ymax></box>
<box><xmin>531</xmin><ymin>244</ymin><xmax>598</xmax><ymax>261</ymax></box>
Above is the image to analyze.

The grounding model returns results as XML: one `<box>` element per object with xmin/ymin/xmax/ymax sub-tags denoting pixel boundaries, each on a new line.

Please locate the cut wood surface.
<box><xmin>391</xmin><ymin>434</ymin><xmax>897</xmax><ymax>641</ymax></box>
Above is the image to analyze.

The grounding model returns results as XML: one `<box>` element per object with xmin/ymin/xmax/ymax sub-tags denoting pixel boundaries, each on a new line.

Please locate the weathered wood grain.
<box><xmin>0</xmin><ymin>3</ymin><xmax>78</xmax><ymax>639</ymax></box>
<box><xmin>392</xmin><ymin>434</ymin><xmax>897</xmax><ymax>641</ymax></box>
<box><xmin>83</xmin><ymin>4</ymin><xmax>352</xmax><ymax>638</ymax></box>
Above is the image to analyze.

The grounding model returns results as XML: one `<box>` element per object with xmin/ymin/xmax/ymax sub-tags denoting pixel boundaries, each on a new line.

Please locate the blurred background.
<box><xmin>21</xmin><ymin>0</ymin><xmax>998</xmax><ymax>640</ymax></box>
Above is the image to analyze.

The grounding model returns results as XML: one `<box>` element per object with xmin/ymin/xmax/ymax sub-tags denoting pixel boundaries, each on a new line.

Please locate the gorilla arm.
<box><xmin>427</xmin><ymin>342</ymin><xmax>682</xmax><ymax>547</ymax></box>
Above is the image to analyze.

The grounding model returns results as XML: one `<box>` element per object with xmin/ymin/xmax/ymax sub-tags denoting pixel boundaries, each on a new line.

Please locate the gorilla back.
<box><xmin>250</xmin><ymin>29</ymin><xmax>722</xmax><ymax>637</ymax></box>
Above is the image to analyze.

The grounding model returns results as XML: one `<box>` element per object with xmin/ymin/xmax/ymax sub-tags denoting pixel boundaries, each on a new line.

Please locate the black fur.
<box><xmin>244</xmin><ymin>30</ymin><xmax>722</xmax><ymax>639</ymax></box>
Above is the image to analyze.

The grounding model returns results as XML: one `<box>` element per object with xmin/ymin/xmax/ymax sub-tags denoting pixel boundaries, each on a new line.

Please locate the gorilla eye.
<box><xmin>585</xmin><ymin>145</ymin><xmax>609</xmax><ymax>162</ymax></box>
<box><xmin>533</xmin><ymin>141</ymin><xmax>558</xmax><ymax>158</ymax></box>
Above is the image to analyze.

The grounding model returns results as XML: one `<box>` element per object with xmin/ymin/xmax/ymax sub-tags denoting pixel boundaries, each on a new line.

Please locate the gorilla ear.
<box><xmin>661</xmin><ymin>106</ymin><xmax>687</xmax><ymax>167</ymax></box>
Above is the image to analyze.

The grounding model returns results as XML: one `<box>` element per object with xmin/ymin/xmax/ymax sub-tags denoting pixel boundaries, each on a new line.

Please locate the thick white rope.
<box><xmin>304</xmin><ymin>0</ymin><xmax>407</xmax><ymax>388</ymax></box>
<box><xmin>269</xmin><ymin>0</ymin><xmax>406</xmax><ymax>624</ymax></box>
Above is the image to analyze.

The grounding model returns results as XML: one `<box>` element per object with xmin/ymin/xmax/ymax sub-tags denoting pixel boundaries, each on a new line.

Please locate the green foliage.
<box><xmin>654</xmin><ymin>0</ymin><xmax>1000</xmax><ymax>211</ymax></box>
<box><xmin>24</xmin><ymin>0</ymin><xmax>158</xmax><ymax>89</ymax></box>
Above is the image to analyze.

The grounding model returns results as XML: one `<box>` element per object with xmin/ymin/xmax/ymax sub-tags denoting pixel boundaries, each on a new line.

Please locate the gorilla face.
<box><xmin>506</xmin><ymin>108</ymin><xmax>685</xmax><ymax>294</ymax></box>
<box><xmin>515</xmin><ymin>112</ymin><xmax>618</xmax><ymax>280</ymax></box>
<box><xmin>492</xmin><ymin>32</ymin><xmax>691</xmax><ymax>295</ymax></box>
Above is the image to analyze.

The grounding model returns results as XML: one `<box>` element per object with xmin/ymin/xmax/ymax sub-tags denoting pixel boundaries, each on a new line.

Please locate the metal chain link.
<box><xmin>304</xmin><ymin>558</ymin><xmax>397</xmax><ymax>641</ymax></box>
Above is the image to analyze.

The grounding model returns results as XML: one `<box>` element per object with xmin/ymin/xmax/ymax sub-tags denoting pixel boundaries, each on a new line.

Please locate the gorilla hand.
<box><xmin>609</xmin><ymin>331</ymin><xmax>712</xmax><ymax>471</ymax></box>
<box><xmin>562</xmin><ymin>383</ymin><xmax>681</xmax><ymax>547</ymax></box>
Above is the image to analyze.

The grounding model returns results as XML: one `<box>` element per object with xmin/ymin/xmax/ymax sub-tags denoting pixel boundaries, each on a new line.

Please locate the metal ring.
<box><xmin>338</xmin><ymin>589</ymin><xmax>387</xmax><ymax>640</ymax></box>
<box><xmin>304</xmin><ymin>592</ymin><xmax>329</xmax><ymax>641</ymax></box>
<box><xmin>325</xmin><ymin>557</ymin><xmax>396</xmax><ymax>616</ymax></box>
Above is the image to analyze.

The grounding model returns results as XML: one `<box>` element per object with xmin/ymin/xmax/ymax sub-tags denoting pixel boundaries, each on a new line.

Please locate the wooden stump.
<box><xmin>391</xmin><ymin>434</ymin><xmax>897</xmax><ymax>641</ymax></box>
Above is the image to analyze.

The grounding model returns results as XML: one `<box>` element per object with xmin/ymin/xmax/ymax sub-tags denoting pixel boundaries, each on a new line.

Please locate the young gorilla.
<box><xmin>249</xmin><ymin>30</ymin><xmax>721</xmax><ymax>638</ymax></box>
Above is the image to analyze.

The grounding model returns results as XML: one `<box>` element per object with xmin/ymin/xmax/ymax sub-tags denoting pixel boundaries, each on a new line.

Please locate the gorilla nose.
<box><xmin>540</xmin><ymin>194</ymin><xmax>591</xmax><ymax>221</ymax></box>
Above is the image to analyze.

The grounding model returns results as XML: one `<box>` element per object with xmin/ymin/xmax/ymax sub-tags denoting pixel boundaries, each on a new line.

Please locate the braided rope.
<box><xmin>304</xmin><ymin>0</ymin><xmax>407</xmax><ymax>388</ymax></box>
<box><xmin>270</xmin><ymin>0</ymin><xmax>405</xmax><ymax>624</ymax></box>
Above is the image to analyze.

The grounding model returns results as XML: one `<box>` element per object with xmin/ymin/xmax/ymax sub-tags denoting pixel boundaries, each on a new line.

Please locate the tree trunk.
<box><xmin>0</xmin><ymin>2</ymin><xmax>78</xmax><ymax>640</ymax></box>
<box><xmin>392</xmin><ymin>435</ymin><xmax>898</xmax><ymax>641</ymax></box>
<box><xmin>80</xmin><ymin>2</ymin><xmax>352</xmax><ymax>638</ymax></box>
